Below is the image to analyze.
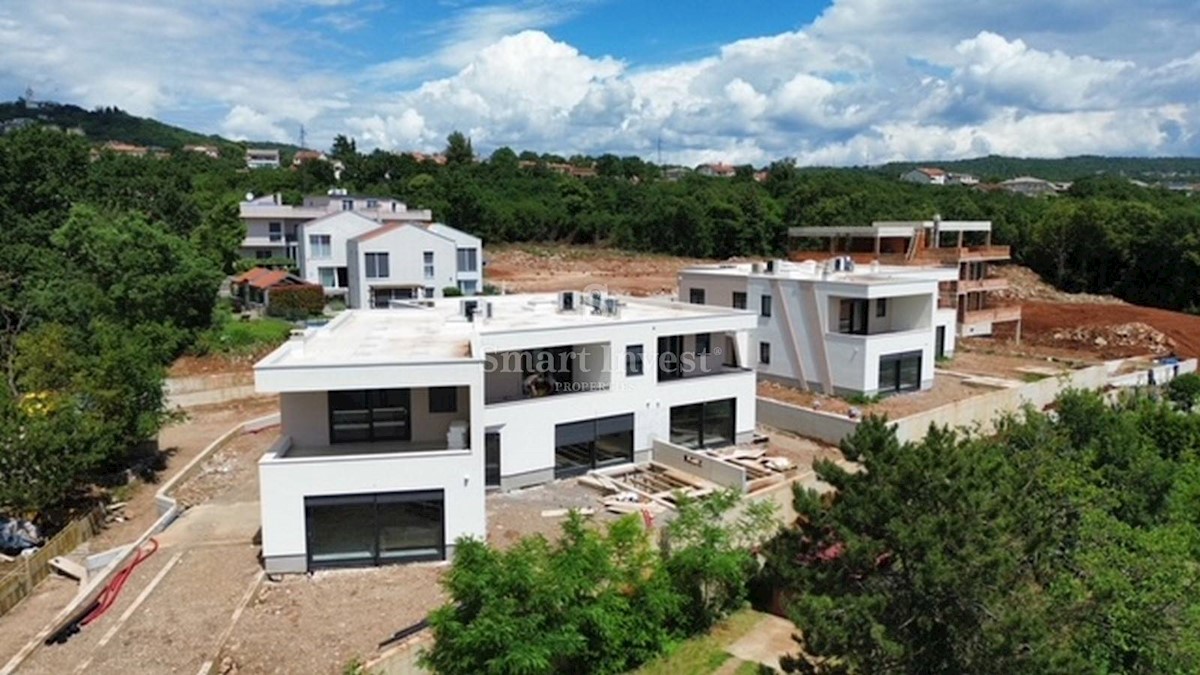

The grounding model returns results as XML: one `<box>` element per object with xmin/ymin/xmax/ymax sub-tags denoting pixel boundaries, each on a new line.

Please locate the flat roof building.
<box><xmin>255</xmin><ymin>292</ymin><xmax>758</xmax><ymax>573</ymax></box>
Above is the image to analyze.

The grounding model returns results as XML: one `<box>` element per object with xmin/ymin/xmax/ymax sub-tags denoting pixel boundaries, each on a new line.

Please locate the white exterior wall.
<box><xmin>295</xmin><ymin>212</ymin><xmax>379</xmax><ymax>290</ymax></box>
<box><xmin>258</xmin><ymin>360</ymin><xmax>484</xmax><ymax>573</ymax></box>
<box><xmin>346</xmin><ymin>226</ymin><xmax>458</xmax><ymax>308</ymax></box>
<box><xmin>680</xmin><ymin>270</ymin><xmax>943</xmax><ymax>395</ymax></box>
<box><xmin>428</xmin><ymin>224</ymin><xmax>484</xmax><ymax>295</ymax></box>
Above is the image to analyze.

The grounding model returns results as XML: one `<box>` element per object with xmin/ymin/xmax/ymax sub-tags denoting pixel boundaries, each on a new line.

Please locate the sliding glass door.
<box><xmin>670</xmin><ymin>399</ymin><xmax>736</xmax><ymax>449</ymax></box>
<box><xmin>878</xmin><ymin>351</ymin><xmax>922</xmax><ymax>394</ymax></box>
<box><xmin>554</xmin><ymin>413</ymin><xmax>635</xmax><ymax>478</ymax></box>
<box><xmin>305</xmin><ymin>490</ymin><xmax>444</xmax><ymax>569</ymax></box>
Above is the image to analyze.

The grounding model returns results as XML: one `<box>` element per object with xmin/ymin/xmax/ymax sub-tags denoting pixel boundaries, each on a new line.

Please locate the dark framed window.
<box><xmin>305</xmin><ymin>490</ymin><xmax>444</xmax><ymax>569</ymax></box>
<box><xmin>696</xmin><ymin>333</ymin><xmax>711</xmax><ymax>355</ymax></box>
<box><xmin>689</xmin><ymin>288</ymin><xmax>706</xmax><ymax>305</ymax></box>
<box><xmin>626</xmin><ymin>344</ymin><xmax>644</xmax><ymax>376</ymax></box>
<box><xmin>485</xmin><ymin>432</ymin><xmax>501</xmax><ymax>488</ymax></box>
<box><xmin>670</xmin><ymin>399</ymin><xmax>735</xmax><ymax>449</ymax></box>
<box><xmin>838</xmin><ymin>299</ymin><xmax>868</xmax><ymax>335</ymax></box>
<box><xmin>365</xmin><ymin>252</ymin><xmax>390</xmax><ymax>278</ymax></box>
<box><xmin>457</xmin><ymin>248</ymin><xmax>478</xmax><ymax>272</ymax></box>
<box><xmin>732</xmin><ymin>291</ymin><xmax>747</xmax><ymax>310</ymax></box>
<box><xmin>428</xmin><ymin>387</ymin><xmax>458</xmax><ymax>413</ymax></box>
<box><xmin>329</xmin><ymin>389</ymin><xmax>411</xmax><ymax>443</ymax></box>
<box><xmin>759</xmin><ymin>342</ymin><xmax>771</xmax><ymax>364</ymax></box>
<box><xmin>268</xmin><ymin>222</ymin><xmax>282</xmax><ymax>242</ymax></box>
<box><xmin>657</xmin><ymin>335</ymin><xmax>684</xmax><ymax>381</ymax></box>
<box><xmin>876</xmin><ymin>298</ymin><xmax>888</xmax><ymax>318</ymax></box>
<box><xmin>761</xmin><ymin>295</ymin><xmax>772</xmax><ymax>317</ymax></box>
<box><xmin>878</xmin><ymin>351</ymin><xmax>922</xmax><ymax>394</ymax></box>
<box><xmin>554</xmin><ymin>413</ymin><xmax>634</xmax><ymax>478</ymax></box>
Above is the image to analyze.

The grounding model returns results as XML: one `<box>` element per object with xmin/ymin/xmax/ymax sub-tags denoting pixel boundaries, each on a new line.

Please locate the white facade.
<box><xmin>679</xmin><ymin>260</ymin><xmax>958</xmax><ymax>396</ymax></box>
<box><xmin>296</xmin><ymin>211</ymin><xmax>380</xmax><ymax>295</ymax></box>
<box><xmin>900</xmin><ymin>168</ymin><xmax>946</xmax><ymax>185</ymax></box>
<box><xmin>238</xmin><ymin>191</ymin><xmax>435</xmax><ymax>260</ymax></box>
<box><xmin>245</xmin><ymin>148</ymin><xmax>281</xmax><ymax>170</ymax></box>
<box><xmin>345</xmin><ymin>224</ymin><xmax>460</xmax><ymax>307</ymax></box>
<box><xmin>255</xmin><ymin>294</ymin><xmax>759</xmax><ymax>573</ymax></box>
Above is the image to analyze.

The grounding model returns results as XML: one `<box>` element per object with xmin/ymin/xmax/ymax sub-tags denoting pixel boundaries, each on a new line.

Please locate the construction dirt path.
<box><xmin>486</xmin><ymin>244</ymin><xmax>719</xmax><ymax>296</ymax></box>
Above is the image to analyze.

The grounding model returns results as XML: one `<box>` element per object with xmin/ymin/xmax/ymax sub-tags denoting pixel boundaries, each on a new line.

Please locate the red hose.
<box><xmin>80</xmin><ymin>538</ymin><xmax>159</xmax><ymax>626</ymax></box>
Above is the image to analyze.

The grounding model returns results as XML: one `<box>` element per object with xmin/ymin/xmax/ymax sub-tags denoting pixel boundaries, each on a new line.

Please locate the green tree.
<box><xmin>445</xmin><ymin>131</ymin><xmax>474</xmax><ymax>166</ymax></box>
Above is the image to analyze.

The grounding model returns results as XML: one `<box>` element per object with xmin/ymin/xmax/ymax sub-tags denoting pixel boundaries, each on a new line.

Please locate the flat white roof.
<box><xmin>256</xmin><ymin>293</ymin><xmax>754</xmax><ymax>369</ymax></box>
<box><xmin>681</xmin><ymin>260</ymin><xmax>957</xmax><ymax>285</ymax></box>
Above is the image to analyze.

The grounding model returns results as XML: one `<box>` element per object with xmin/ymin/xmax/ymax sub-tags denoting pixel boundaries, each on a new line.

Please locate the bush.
<box><xmin>442</xmin><ymin>286</ymin><xmax>463</xmax><ymax>297</ymax></box>
<box><xmin>233</xmin><ymin>257</ymin><xmax>298</xmax><ymax>274</ymax></box>
<box><xmin>1166</xmin><ymin>372</ymin><xmax>1200</xmax><ymax>411</ymax></box>
<box><xmin>267</xmin><ymin>284</ymin><xmax>325</xmax><ymax>319</ymax></box>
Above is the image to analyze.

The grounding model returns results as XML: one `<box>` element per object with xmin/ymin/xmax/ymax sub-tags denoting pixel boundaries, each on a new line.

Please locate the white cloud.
<box><xmin>2</xmin><ymin>0</ymin><xmax>1200</xmax><ymax>163</ymax></box>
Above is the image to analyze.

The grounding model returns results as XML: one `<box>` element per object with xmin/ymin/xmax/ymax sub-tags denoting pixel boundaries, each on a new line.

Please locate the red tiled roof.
<box><xmin>352</xmin><ymin>223</ymin><xmax>409</xmax><ymax>242</ymax></box>
<box><xmin>232</xmin><ymin>267</ymin><xmax>273</xmax><ymax>284</ymax></box>
<box><xmin>918</xmin><ymin>167</ymin><xmax>946</xmax><ymax>176</ymax></box>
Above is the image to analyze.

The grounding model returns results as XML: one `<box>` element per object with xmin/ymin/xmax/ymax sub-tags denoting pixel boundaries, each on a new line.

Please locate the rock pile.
<box><xmin>994</xmin><ymin>266</ymin><xmax>1125</xmax><ymax>304</ymax></box>
<box><xmin>1050</xmin><ymin>322</ymin><xmax>1174</xmax><ymax>355</ymax></box>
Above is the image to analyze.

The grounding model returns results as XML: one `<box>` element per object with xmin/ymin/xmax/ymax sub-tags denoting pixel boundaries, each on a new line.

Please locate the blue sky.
<box><xmin>1</xmin><ymin>0</ymin><xmax>1199</xmax><ymax>165</ymax></box>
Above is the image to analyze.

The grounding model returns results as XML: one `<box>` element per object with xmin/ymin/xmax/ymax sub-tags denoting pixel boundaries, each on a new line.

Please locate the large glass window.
<box><xmin>554</xmin><ymin>413</ymin><xmax>634</xmax><ymax>478</ymax></box>
<box><xmin>657</xmin><ymin>335</ymin><xmax>684</xmax><ymax>381</ymax></box>
<box><xmin>268</xmin><ymin>222</ymin><xmax>282</xmax><ymax>242</ymax></box>
<box><xmin>838</xmin><ymin>299</ymin><xmax>868</xmax><ymax>334</ymax></box>
<box><xmin>328</xmin><ymin>389</ymin><xmax>411</xmax><ymax>443</ymax></box>
<box><xmin>423</xmin><ymin>251</ymin><xmax>435</xmax><ymax>279</ymax></box>
<box><xmin>318</xmin><ymin>267</ymin><xmax>336</xmax><ymax>288</ymax></box>
<box><xmin>626</xmin><ymin>344</ymin><xmax>644</xmax><ymax>376</ymax></box>
<box><xmin>305</xmin><ymin>491</ymin><xmax>444</xmax><ymax>569</ymax></box>
<box><xmin>878</xmin><ymin>351</ymin><xmax>923</xmax><ymax>394</ymax></box>
<box><xmin>456</xmin><ymin>248</ymin><xmax>478</xmax><ymax>272</ymax></box>
<box><xmin>689</xmin><ymin>288</ymin><xmax>706</xmax><ymax>304</ymax></box>
<box><xmin>309</xmin><ymin>234</ymin><xmax>332</xmax><ymax>259</ymax></box>
<box><xmin>761</xmin><ymin>295</ymin><xmax>772</xmax><ymax>317</ymax></box>
<box><xmin>670</xmin><ymin>399</ymin><xmax>736</xmax><ymax>449</ymax></box>
<box><xmin>365</xmin><ymin>252</ymin><xmax>389</xmax><ymax>278</ymax></box>
<box><xmin>732</xmin><ymin>291</ymin><xmax>747</xmax><ymax>310</ymax></box>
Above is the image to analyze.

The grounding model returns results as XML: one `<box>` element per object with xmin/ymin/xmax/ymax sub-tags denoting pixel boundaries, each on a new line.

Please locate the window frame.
<box><xmin>626</xmin><ymin>344</ymin><xmax>644</xmax><ymax>376</ymax></box>
<box><xmin>309</xmin><ymin>233</ymin><xmax>332</xmax><ymax>260</ymax></box>
<box><xmin>423</xmin><ymin>251</ymin><xmax>435</xmax><ymax>280</ymax></box>
<box><xmin>759</xmin><ymin>341</ymin><xmax>771</xmax><ymax>365</ymax></box>
<box><xmin>689</xmin><ymin>288</ymin><xmax>706</xmax><ymax>305</ymax></box>
<box><xmin>876</xmin><ymin>297</ymin><xmax>888</xmax><ymax>318</ymax></box>
<box><xmin>328</xmin><ymin>389</ymin><xmax>411</xmax><ymax>444</ymax></box>
<box><xmin>365</xmin><ymin>252</ymin><xmax>390</xmax><ymax>279</ymax></box>
<box><xmin>761</xmin><ymin>294</ymin><xmax>772</xmax><ymax>317</ymax></box>
<box><xmin>732</xmin><ymin>291</ymin><xmax>747</xmax><ymax>310</ymax></box>
<box><xmin>268</xmin><ymin>221</ymin><xmax>283</xmax><ymax>242</ymax></box>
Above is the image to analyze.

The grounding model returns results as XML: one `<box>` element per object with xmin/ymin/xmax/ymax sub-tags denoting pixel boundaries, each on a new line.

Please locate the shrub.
<box><xmin>1166</xmin><ymin>372</ymin><xmax>1200</xmax><ymax>411</ymax></box>
<box><xmin>267</xmin><ymin>284</ymin><xmax>325</xmax><ymax>319</ymax></box>
<box><xmin>442</xmin><ymin>286</ymin><xmax>464</xmax><ymax>297</ymax></box>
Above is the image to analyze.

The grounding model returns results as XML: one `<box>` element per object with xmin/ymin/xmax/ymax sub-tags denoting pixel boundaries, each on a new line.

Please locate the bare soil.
<box><xmin>487</xmin><ymin>481</ymin><xmax>622</xmax><ymax>548</ymax></box>
<box><xmin>170</xmin><ymin>353</ymin><xmax>261</xmax><ymax>378</ymax></box>
<box><xmin>486</xmin><ymin>244</ymin><xmax>720</xmax><ymax>296</ymax></box>
<box><xmin>1019</xmin><ymin>301</ymin><xmax>1200</xmax><ymax>359</ymax></box>
<box><xmin>993</xmin><ymin>266</ymin><xmax>1125</xmax><ymax>305</ymax></box>
<box><xmin>758</xmin><ymin>373</ymin><xmax>993</xmax><ymax>419</ymax></box>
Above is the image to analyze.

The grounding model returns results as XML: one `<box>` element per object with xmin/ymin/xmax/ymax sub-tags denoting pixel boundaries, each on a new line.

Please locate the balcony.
<box><xmin>269</xmin><ymin>434</ymin><xmax>471</xmax><ymax>461</ymax></box>
<box><xmin>957</xmin><ymin>278</ymin><xmax>1009</xmax><ymax>293</ymax></box>
<box><xmin>919</xmin><ymin>245</ymin><xmax>1011</xmax><ymax>263</ymax></box>
<box><xmin>962</xmin><ymin>306</ymin><xmax>1021</xmax><ymax>325</ymax></box>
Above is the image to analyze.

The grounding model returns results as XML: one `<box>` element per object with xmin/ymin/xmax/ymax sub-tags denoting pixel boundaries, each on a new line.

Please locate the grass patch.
<box><xmin>1021</xmin><ymin>372</ymin><xmax>1050</xmax><ymax>382</ymax></box>
<box><xmin>633</xmin><ymin>609</ymin><xmax>765</xmax><ymax>675</ymax></box>
<box><xmin>844</xmin><ymin>392</ymin><xmax>882</xmax><ymax>406</ymax></box>
<box><xmin>193</xmin><ymin>309</ymin><xmax>294</xmax><ymax>355</ymax></box>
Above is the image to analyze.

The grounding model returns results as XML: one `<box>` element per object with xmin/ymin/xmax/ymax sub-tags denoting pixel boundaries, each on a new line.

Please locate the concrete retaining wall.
<box><xmin>651</xmin><ymin>439</ymin><xmax>747</xmax><ymax>492</ymax></box>
<box><xmin>757</xmin><ymin>397</ymin><xmax>859</xmax><ymax>445</ymax></box>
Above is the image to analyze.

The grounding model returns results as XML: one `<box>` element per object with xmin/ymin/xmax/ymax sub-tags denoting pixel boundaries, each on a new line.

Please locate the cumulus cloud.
<box><xmin>3</xmin><ymin>0</ymin><xmax>1200</xmax><ymax>164</ymax></box>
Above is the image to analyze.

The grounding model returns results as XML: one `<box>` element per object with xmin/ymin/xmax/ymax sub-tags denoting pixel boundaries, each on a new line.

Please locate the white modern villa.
<box><xmin>255</xmin><ymin>292</ymin><xmax>758</xmax><ymax>573</ymax></box>
<box><xmin>241</xmin><ymin>191</ymin><xmax>482</xmax><ymax>301</ymax></box>
<box><xmin>678</xmin><ymin>259</ymin><xmax>959</xmax><ymax>396</ymax></box>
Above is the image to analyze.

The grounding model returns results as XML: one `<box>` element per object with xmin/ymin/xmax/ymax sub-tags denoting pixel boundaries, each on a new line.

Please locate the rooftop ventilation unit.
<box><xmin>603</xmin><ymin>297</ymin><xmax>620</xmax><ymax>317</ymax></box>
<box><xmin>462</xmin><ymin>299</ymin><xmax>479</xmax><ymax>322</ymax></box>
<box><xmin>590</xmin><ymin>291</ymin><xmax>604</xmax><ymax>314</ymax></box>
<box><xmin>559</xmin><ymin>291</ymin><xmax>576</xmax><ymax>312</ymax></box>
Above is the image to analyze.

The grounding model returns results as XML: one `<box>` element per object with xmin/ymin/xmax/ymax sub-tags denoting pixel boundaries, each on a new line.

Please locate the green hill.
<box><xmin>875</xmin><ymin>154</ymin><xmax>1200</xmax><ymax>182</ymax></box>
<box><xmin>0</xmin><ymin>98</ymin><xmax>300</xmax><ymax>154</ymax></box>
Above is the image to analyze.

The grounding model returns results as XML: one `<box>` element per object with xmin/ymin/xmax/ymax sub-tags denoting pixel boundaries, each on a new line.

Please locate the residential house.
<box><xmin>345</xmin><ymin>223</ymin><xmax>460</xmax><ymax>307</ymax></box>
<box><xmin>291</xmin><ymin>150</ymin><xmax>327</xmax><ymax>166</ymax></box>
<box><xmin>237</xmin><ymin>190</ymin><xmax>435</xmax><ymax>261</ymax></box>
<box><xmin>696</xmin><ymin>163</ymin><xmax>736</xmax><ymax>178</ymax></box>
<box><xmin>246</xmin><ymin>148</ymin><xmax>281</xmax><ymax>169</ymax></box>
<box><xmin>254</xmin><ymin>292</ymin><xmax>757</xmax><ymax>572</ymax></box>
<box><xmin>946</xmin><ymin>172</ymin><xmax>979</xmax><ymax>186</ymax></box>
<box><xmin>100</xmin><ymin>141</ymin><xmax>148</xmax><ymax>157</ymax></box>
<box><xmin>183</xmin><ymin>144</ymin><xmax>221</xmax><ymax>159</ymax></box>
<box><xmin>679</xmin><ymin>259</ymin><xmax>958</xmax><ymax>396</ymax></box>
<box><xmin>663</xmin><ymin>167</ymin><xmax>693</xmax><ymax>182</ymax></box>
<box><xmin>789</xmin><ymin>219</ymin><xmax>1021</xmax><ymax>340</ymax></box>
<box><xmin>231</xmin><ymin>267</ymin><xmax>313</xmax><ymax>308</ymax></box>
<box><xmin>998</xmin><ymin>176</ymin><xmax>1058</xmax><ymax>197</ymax></box>
<box><xmin>900</xmin><ymin>167</ymin><xmax>947</xmax><ymax>185</ymax></box>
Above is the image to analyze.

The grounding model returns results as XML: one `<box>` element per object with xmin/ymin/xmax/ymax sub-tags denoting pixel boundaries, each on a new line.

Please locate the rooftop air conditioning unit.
<box><xmin>559</xmin><ymin>291</ymin><xmax>576</xmax><ymax>312</ymax></box>
<box><xmin>604</xmin><ymin>297</ymin><xmax>620</xmax><ymax>317</ymax></box>
<box><xmin>590</xmin><ymin>291</ymin><xmax>604</xmax><ymax>314</ymax></box>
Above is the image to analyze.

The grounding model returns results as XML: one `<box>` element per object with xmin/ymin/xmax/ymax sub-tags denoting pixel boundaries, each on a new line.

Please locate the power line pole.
<box><xmin>299</xmin><ymin>124</ymin><xmax>307</xmax><ymax>149</ymax></box>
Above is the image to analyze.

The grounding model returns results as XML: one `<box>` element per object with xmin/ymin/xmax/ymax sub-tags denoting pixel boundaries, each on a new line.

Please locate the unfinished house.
<box><xmin>789</xmin><ymin>219</ymin><xmax>1021</xmax><ymax>340</ymax></box>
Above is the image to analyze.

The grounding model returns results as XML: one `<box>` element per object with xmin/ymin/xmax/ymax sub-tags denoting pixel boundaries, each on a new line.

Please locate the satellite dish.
<box><xmin>245</xmin><ymin>192</ymin><xmax>254</xmax><ymax>201</ymax></box>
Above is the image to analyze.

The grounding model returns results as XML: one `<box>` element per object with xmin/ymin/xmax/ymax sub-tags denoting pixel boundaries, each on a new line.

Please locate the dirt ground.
<box><xmin>758</xmin><ymin>372</ymin><xmax>997</xmax><ymax>419</ymax></box>
<box><xmin>1019</xmin><ymin>301</ymin><xmax>1200</xmax><ymax>359</ymax></box>
<box><xmin>993</xmin><ymin>266</ymin><xmax>1126</xmax><ymax>305</ymax></box>
<box><xmin>170</xmin><ymin>353</ymin><xmax>262</xmax><ymax>378</ymax></box>
<box><xmin>486</xmin><ymin>244</ymin><xmax>719</xmax><ymax>296</ymax></box>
